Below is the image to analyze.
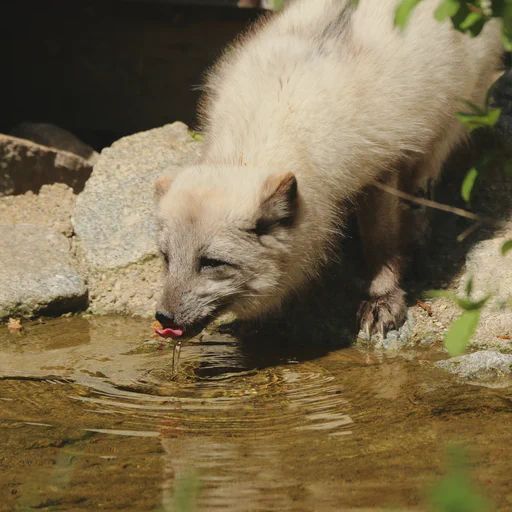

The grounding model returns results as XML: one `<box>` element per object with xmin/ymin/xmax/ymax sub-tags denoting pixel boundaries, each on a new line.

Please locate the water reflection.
<box><xmin>0</xmin><ymin>316</ymin><xmax>511</xmax><ymax>511</ymax></box>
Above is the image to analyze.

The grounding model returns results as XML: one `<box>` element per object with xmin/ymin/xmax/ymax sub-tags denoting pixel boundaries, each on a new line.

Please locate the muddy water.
<box><xmin>1</xmin><ymin>317</ymin><xmax>511</xmax><ymax>512</ymax></box>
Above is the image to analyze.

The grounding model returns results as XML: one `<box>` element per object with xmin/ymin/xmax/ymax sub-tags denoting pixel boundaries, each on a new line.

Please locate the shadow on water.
<box><xmin>0</xmin><ymin>316</ymin><xmax>511</xmax><ymax>511</ymax></box>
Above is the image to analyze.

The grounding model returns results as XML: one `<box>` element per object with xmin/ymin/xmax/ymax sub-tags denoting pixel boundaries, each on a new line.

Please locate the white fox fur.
<box><xmin>155</xmin><ymin>0</ymin><xmax>503</xmax><ymax>335</ymax></box>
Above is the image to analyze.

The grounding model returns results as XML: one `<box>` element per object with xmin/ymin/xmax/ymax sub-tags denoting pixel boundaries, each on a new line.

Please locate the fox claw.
<box><xmin>357</xmin><ymin>288</ymin><xmax>407</xmax><ymax>339</ymax></box>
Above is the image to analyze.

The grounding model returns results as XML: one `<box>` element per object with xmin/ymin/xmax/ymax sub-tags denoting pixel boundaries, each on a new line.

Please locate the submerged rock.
<box><xmin>0</xmin><ymin>224</ymin><xmax>87</xmax><ymax>320</ymax></box>
<box><xmin>435</xmin><ymin>350</ymin><xmax>512</xmax><ymax>384</ymax></box>
<box><xmin>73</xmin><ymin>122</ymin><xmax>202</xmax><ymax>317</ymax></box>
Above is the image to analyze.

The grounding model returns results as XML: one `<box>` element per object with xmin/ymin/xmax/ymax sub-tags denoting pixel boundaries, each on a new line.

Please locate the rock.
<box><xmin>0</xmin><ymin>183</ymin><xmax>76</xmax><ymax>236</ymax></box>
<box><xmin>9</xmin><ymin>122</ymin><xmax>99</xmax><ymax>165</ymax></box>
<box><xmin>0</xmin><ymin>224</ymin><xmax>88</xmax><ymax>320</ymax></box>
<box><xmin>457</xmin><ymin>236</ymin><xmax>512</xmax><ymax>346</ymax></box>
<box><xmin>410</xmin><ymin>158</ymin><xmax>512</xmax><ymax>352</ymax></box>
<box><xmin>435</xmin><ymin>350</ymin><xmax>512</xmax><ymax>385</ymax></box>
<box><xmin>73</xmin><ymin>122</ymin><xmax>202</xmax><ymax>317</ymax></box>
<box><xmin>0</xmin><ymin>134</ymin><xmax>93</xmax><ymax>197</ymax></box>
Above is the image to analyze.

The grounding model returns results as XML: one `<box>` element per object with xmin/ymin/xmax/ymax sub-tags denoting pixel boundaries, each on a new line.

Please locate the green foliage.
<box><xmin>453</xmin><ymin>98</ymin><xmax>501</xmax><ymax>203</ymax></box>
<box><xmin>188</xmin><ymin>130</ymin><xmax>204</xmax><ymax>142</ymax></box>
<box><xmin>502</xmin><ymin>239</ymin><xmax>512</xmax><ymax>254</ymax></box>
<box><xmin>455</xmin><ymin>105</ymin><xmax>501</xmax><ymax>133</ymax></box>
<box><xmin>461</xmin><ymin>167</ymin><xmax>479</xmax><ymax>203</ymax></box>
<box><xmin>394</xmin><ymin>0</ymin><xmax>423</xmax><ymax>29</ymax></box>
<box><xmin>272</xmin><ymin>0</ymin><xmax>285</xmax><ymax>10</ymax></box>
<box><xmin>494</xmin><ymin>0</ymin><xmax>512</xmax><ymax>50</ymax></box>
<box><xmin>452</xmin><ymin>3</ymin><xmax>487</xmax><ymax>37</ymax></box>
<box><xmin>434</xmin><ymin>0</ymin><xmax>462</xmax><ymax>21</ymax></box>
<box><xmin>465</xmin><ymin>276</ymin><xmax>474</xmax><ymax>296</ymax></box>
<box><xmin>444</xmin><ymin>309</ymin><xmax>480</xmax><ymax>356</ymax></box>
<box><xmin>173</xmin><ymin>471</ymin><xmax>200</xmax><ymax>512</ymax></box>
<box><xmin>425</xmin><ymin>279</ymin><xmax>489</xmax><ymax>355</ymax></box>
<box><xmin>395</xmin><ymin>0</ymin><xmax>512</xmax><ymax>47</ymax></box>
<box><xmin>424</xmin><ymin>289</ymin><xmax>457</xmax><ymax>300</ymax></box>
<box><xmin>429</xmin><ymin>445</ymin><xmax>492</xmax><ymax>512</ymax></box>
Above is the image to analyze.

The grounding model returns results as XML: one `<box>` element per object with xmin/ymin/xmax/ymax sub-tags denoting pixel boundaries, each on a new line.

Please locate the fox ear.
<box><xmin>154</xmin><ymin>175</ymin><xmax>173</xmax><ymax>199</ymax></box>
<box><xmin>257</xmin><ymin>171</ymin><xmax>298</xmax><ymax>230</ymax></box>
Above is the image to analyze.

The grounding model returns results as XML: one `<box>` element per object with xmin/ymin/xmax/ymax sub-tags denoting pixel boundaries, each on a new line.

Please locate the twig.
<box><xmin>373</xmin><ymin>182</ymin><xmax>507</xmax><ymax>229</ymax></box>
<box><xmin>457</xmin><ymin>222</ymin><xmax>481</xmax><ymax>243</ymax></box>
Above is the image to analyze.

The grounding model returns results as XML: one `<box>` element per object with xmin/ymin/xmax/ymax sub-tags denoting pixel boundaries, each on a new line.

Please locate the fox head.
<box><xmin>154</xmin><ymin>166</ymin><xmax>301</xmax><ymax>336</ymax></box>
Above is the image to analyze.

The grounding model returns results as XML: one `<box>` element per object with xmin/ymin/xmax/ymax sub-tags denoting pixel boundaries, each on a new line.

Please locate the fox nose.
<box><xmin>155</xmin><ymin>311</ymin><xmax>175</xmax><ymax>327</ymax></box>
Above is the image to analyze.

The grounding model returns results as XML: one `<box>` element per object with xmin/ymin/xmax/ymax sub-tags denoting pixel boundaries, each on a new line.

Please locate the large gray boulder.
<box><xmin>0</xmin><ymin>224</ymin><xmax>87</xmax><ymax>320</ymax></box>
<box><xmin>73</xmin><ymin>122</ymin><xmax>202</xmax><ymax>317</ymax></box>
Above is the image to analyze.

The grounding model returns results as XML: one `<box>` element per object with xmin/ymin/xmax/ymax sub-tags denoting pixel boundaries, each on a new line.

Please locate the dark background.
<box><xmin>3</xmin><ymin>0</ymin><xmax>263</xmax><ymax>150</ymax></box>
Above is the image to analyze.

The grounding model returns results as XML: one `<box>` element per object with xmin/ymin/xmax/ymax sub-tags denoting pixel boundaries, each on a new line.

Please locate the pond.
<box><xmin>1</xmin><ymin>316</ymin><xmax>511</xmax><ymax>511</ymax></box>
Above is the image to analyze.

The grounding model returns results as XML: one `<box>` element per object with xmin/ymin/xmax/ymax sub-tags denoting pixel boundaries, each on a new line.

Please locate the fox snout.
<box><xmin>154</xmin><ymin>310</ymin><xmax>185</xmax><ymax>339</ymax></box>
<box><xmin>155</xmin><ymin>311</ymin><xmax>175</xmax><ymax>328</ymax></box>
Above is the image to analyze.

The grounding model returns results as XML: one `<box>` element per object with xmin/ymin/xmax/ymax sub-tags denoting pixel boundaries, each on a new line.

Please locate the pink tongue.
<box><xmin>155</xmin><ymin>327</ymin><xmax>184</xmax><ymax>339</ymax></box>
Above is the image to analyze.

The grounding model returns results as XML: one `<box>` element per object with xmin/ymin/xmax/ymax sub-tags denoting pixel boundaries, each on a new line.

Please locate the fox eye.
<box><xmin>248</xmin><ymin>219</ymin><xmax>275</xmax><ymax>237</ymax></box>
<box><xmin>199</xmin><ymin>256</ymin><xmax>228</xmax><ymax>270</ymax></box>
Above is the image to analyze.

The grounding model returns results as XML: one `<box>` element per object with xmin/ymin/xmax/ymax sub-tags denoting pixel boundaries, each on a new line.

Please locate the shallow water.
<box><xmin>1</xmin><ymin>316</ymin><xmax>511</xmax><ymax>511</ymax></box>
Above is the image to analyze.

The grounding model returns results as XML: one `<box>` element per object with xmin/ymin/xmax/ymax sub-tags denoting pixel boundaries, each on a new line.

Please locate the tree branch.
<box><xmin>373</xmin><ymin>182</ymin><xmax>508</xmax><ymax>229</ymax></box>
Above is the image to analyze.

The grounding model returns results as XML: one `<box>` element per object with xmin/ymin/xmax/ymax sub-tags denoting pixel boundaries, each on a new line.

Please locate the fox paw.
<box><xmin>357</xmin><ymin>288</ymin><xmax>407</xmax><ymax>338</ymax></box>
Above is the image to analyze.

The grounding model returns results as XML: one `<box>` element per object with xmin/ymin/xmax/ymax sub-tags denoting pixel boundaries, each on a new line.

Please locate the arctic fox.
<box><xmin>154</xmin><ymin>0</ymin><xmax>503</xmax><ymax>339</ymax></box>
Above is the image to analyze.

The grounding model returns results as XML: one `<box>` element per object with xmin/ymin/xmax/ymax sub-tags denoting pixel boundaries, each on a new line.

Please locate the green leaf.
<box><xmin>461</xmin><ymin>168</ymin><xmax>479</xmax><ymax>203</ymax></box>
<box><xmin>450</xmin><ymin>2</ymin><xmax>472</xmax><ymax>31</ymax></box>
<box><xmin>462</xmin><ymin>12</ymin><xmax>486</xmax><ymax>37</ymax></box>
<box><xmin>173</xmin><ymin>470</ymin><xmax>200</xmax><ymax>512</ymax></box>
<box><xmin>455</xmin><ymin>108</ymin><xmax>502</xmax><ymax>132</ymax></box>
<box><xmin>434</xmin><ymin>0</ymin><xmax>461</xmax><ymax>21</ymax></box>
<box><xmin>455</xmin><ymin>295</ymin><xmax>490</xmax><ymax>311</ymax></box>
<box><xmin>394</xmin><ymin>0</ymin><xmax>423</xmax><ymax>30</ymax></box>
<box><xmin>465</xmin><ymin>276</ymin><xmax>473</xmax><ymax>297</ymax></box>
<box><xmin>429</xmin><ymin>445</ymin><xmax>492</xmax><ymax>512</ymax></box>
<box><xmin>188</xmin><ymin>130</ymin><xmax>204</xmax><ymax>141</ymax></box>
<box><xmin>444</xmin><ymin>310</ymin><xmax>480</xmax><ymax>356</ymax></box>
<box><xmin>424</xmin><ymin>289</ymin><xmax>456</xmax><ymax>300</ymax></box>
<box><xmin>459</xmin><ymin>11</ymin><xmax>484</xmax><ymax>30</ymax></box>
<box><xmin>502</xmin><ymin>240</ymin><xmax>512</xmax><ymax>255</ymax></box>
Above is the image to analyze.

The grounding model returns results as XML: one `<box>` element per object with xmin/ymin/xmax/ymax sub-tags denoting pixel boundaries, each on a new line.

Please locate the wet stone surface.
<box><xmin>435</xmin><ymin>350</ymin><xmax>512</xmax><ymax>386</ymax></box>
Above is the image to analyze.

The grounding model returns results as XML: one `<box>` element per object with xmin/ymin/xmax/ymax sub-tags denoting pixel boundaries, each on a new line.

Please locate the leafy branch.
<box><xmin>391</xmin><ymin>0</ymin><xmax>512</xmax><ymax>355</ymax></box>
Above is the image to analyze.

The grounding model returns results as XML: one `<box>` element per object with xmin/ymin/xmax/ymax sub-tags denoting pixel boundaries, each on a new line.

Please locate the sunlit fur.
<box><xmin>156</xmin><ymin>0</ymin><xmax>503</xmax><ymax>329</ymax></box>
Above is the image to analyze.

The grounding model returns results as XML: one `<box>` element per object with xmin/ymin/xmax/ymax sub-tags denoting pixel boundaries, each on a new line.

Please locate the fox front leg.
<box><xmin>356</xmin><ymin>177</ymin><xmax>408</xmax><ymax>338</ymax></box>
